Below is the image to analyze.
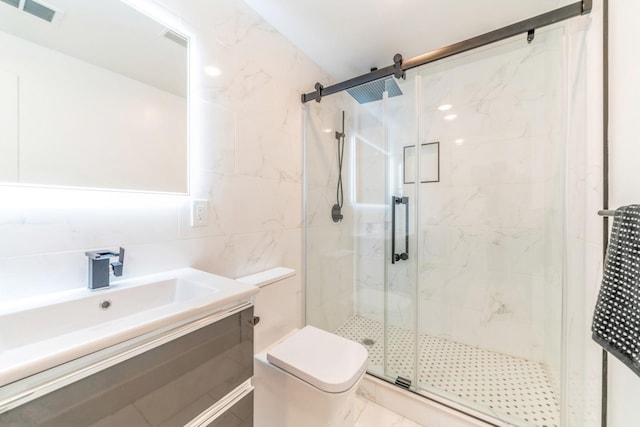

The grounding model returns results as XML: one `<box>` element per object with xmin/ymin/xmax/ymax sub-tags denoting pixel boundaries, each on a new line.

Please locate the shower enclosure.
<box><xmin>304</xmin><ymin>19</ymin><xmax>595</xmax><ymax>427</ymax></box>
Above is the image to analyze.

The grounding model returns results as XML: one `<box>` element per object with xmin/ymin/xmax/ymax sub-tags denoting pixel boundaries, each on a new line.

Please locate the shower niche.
<box><xmin>403</xmin><ymin>142</ymin><xmax>439</xmax><ymax>184</ymax></box>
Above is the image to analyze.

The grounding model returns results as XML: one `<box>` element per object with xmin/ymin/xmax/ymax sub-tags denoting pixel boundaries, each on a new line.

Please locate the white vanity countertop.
<box><xmin>0</xmin><ymin>268</ymin><xmax>258</xmax><ymax>390</ymax></box>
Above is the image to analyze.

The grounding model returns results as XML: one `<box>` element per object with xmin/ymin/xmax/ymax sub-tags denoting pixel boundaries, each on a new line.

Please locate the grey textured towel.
<box><xmin>592</xmin><ymin>205</ymin><xmax>640</xmax><ymax>377</ymax></box>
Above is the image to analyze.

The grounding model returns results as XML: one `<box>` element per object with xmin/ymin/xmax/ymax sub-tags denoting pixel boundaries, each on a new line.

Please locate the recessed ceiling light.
<box><xmin>438</xmin><ymin>104</ymin><xmax>453</xmax><ymax>111</ymax></box>
<box><xmin>322</xmin><ymin>128</ymin><xmax>333</xmax><ymax>133</ymax></box>
<box><xmin>454</xmin><ymin>138</ymin><xmax>465</xmax><ymax>145</ymax></box>
<box><xmin>444</xmin><ymin>114</ymin><xmax>457</xmax><ymax>121</ymax></box>
<box><xmin>204</xmin><ymin>65</ymin><xmax>221</xmax><ymax>77</ymax></box>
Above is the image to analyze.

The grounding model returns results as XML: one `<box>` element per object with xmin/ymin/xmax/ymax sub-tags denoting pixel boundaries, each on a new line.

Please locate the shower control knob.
<box><xmin>394</xmin><ymin>253</ymin><xmax>409</xmax><ymax>262</ymax></box>
<box><xmin>332</xmin><ymin>204</ymin><xmax>343</xmax><ymax>222</ymax></box>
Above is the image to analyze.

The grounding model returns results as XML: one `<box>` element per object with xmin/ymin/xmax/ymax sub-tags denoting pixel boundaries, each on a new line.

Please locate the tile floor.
<box><xmin>337</xmin><ymin>315</ymin><xmax>560</xmax><ymax>427</ymax></box>
<box><xmin>355</xmin><ymin>396</ymin><xmax>424</xmax><ymax>427</ymax></box>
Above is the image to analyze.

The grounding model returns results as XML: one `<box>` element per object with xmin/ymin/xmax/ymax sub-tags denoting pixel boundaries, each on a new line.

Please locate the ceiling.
<box><xmin>243</xmin><ymin>0</ymin><xmax>572</xmax><ymax>82</ymax></box>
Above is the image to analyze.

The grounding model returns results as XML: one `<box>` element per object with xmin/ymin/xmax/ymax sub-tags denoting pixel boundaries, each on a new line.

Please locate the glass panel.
<box><xmin>304</xmin><ymin>80</ymin><xmax>420</xmax><ymax>383</ymax></box>
<box><xmin>415</xmin><ymin>27</ymin><xmax>565</xmax><ymax>425</ymax></box>
<box><xmin>303</xmin><ymin>93</ymin><xmax>358</xmax><ymax>336</ymax></box>
<box><xmin>381</xmin><ymin>76</ymin><xmax>418</xmax><ymax>385</ymax></box>
<box><xmin>350</xmin><ymin>93</ymin><xmax>388</xmax><ymax>379</ymax></box>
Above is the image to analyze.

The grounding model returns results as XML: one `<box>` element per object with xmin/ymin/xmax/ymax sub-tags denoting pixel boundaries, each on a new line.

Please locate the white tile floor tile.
<box><xmin>337</xmin><ymin>316</ymin><xmax>560</xmax><ymax>427</ymax></box>
<box><xmin>355</xmin><ymin>397</ymin><xmax>424</xmax><ymax>427</ymax></box>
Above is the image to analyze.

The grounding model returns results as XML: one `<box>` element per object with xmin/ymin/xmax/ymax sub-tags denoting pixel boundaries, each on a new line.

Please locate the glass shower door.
<box><xmin>379</xmin><ymin>76</ymin><xmax>418</xmax><ymax>388</ymax></box>
<box><xmin>303</xmin><ymin>77</ymin><xmax>419</xmax><ymax>389</ymax></box>
<box><xmin>414</xmin><ymin>27</ymin><xmax>566</xmax><ymax>426</ymax></box>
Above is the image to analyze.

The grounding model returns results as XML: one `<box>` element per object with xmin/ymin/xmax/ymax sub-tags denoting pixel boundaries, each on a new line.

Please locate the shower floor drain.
<box><xmin>362</xmin><ymin>338</ymin><xmax>375</xmax><ymax>346</ymax></box>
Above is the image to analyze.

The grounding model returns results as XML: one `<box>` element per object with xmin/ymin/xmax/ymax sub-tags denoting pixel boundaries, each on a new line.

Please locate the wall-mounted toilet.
<box><xmin>236</xmin><ymin>268</ymin><xmax>368</xmax><ymax>427</ymax></box>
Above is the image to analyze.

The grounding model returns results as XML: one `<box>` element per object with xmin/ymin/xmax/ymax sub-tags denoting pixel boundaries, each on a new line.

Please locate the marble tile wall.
<box><xmin>413</xmin><ymin>29</ymin><xmax>566</xmax><ymax>364</ymax></box>
<box><xmin>0</xmin><ymin>0</ymin><xmax>330</xmax><ymax>307</ymax></box>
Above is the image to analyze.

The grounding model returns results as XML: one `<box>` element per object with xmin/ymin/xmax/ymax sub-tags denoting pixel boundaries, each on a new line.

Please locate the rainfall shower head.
<box><xmin>346</xmin><ymin>78</ymin><xmax>402</xmax><ymax>104</ymax></box>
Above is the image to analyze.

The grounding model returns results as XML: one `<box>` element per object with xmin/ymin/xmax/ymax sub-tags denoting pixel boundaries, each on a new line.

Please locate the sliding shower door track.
<box><xmin>301</xmin><ymin>0</ymin><xmax>592</xmax><ymax>103</ymax></box>
<box><xmin>364</xmin><ymin>373</ymin><xmax>502</xmax><ymax>427</ymax></box>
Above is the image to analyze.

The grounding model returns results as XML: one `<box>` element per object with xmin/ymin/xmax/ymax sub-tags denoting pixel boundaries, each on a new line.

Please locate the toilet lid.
<box><xmin>266</xmin><ymin>326</ymin><xmax>368</xmax><ymax>393</ymax></box>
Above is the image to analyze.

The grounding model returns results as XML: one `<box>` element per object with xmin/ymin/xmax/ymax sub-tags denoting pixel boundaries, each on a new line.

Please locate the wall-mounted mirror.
<box><xmin>0</xmin><ymin>0</ymin><xmax>188</xmax><ymax>193</ymax></box>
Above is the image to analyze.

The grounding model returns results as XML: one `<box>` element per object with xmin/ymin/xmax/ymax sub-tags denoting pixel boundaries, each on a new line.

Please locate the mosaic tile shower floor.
<box><xmin>335</xmin><ymin>315</ymin><xmax>560</xmax><ymax>427</ymax></box>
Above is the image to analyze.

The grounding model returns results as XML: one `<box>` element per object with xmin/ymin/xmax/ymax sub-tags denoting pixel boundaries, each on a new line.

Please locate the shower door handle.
<box><xmin>391</xmin><ymin>196</ymin><xmax>409</xmax><ymax>264</ymax></box>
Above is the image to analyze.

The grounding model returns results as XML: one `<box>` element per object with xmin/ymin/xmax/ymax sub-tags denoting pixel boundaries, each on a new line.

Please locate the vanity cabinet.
<box><xmin>0</xmin><ymin>306</ymin><xmax>254</xmax><ymax>427</ymax></box>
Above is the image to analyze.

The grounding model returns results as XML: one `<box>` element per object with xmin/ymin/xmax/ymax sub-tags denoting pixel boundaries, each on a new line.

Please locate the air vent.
<box><xmin>0</xmin><ymin>0</ymin><xmax>20</xmax><ymax>8</ymax></box>
<box><xmin>162</xmin><ymin>29</ymin><xmax>188</xmax><ymax>48</ymax></box>
<box><xmin>23</xmin><ymin>0</ymin><xmax>56</xmax><ymax>23</ymax></box>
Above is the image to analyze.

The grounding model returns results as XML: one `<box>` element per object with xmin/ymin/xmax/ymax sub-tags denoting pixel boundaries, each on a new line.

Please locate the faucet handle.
<box><xmin>111</xmin><ymin>247</ymin><xmax>125</xmax><ymax>277</ymax></box>
<box><xmin>84</xmin><ymin>248</ymin><xmax>125</xmax><ymax>276</ymax></box>
<box><xmin>85</xmin><ymin>249</ymin><xmax>117</xmax><ymax>260</ymax></box>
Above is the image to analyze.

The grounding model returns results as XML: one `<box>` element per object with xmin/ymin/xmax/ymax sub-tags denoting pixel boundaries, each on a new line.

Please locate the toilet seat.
<box><xmin>266</xmin><ymin>325</ymin><xmax>368</xmax><ymax>393</ymax></box>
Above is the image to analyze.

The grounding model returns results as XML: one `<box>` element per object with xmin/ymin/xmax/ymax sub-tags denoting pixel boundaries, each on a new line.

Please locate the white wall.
<box><xmin>0</xmin><ymin>0</ymin><xmax>329</xmax><ymax>311</ymax></box>
<box><xmin>0</xmin><ymin>68</ymin><xmax>18</xmax><ymax>183</ymax></box>
<box><xmin>608</xmin><ymin>0</ymin><xmax>640</xmax><ymax>425</ymax></box>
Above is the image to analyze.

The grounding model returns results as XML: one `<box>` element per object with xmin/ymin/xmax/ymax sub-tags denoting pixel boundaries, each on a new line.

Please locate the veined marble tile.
<box><xmin>0</xmin><ymin>201</ymin><xmax>179</xmax><ymax>259</ymax></box>
<box><xmin>448</xmin><ymin>226</ymin><xmax>545</xmax><ymax>275</ymax></box>
<box><xmin>306</xmin><ymin>186</ymin><xmax>347</xmax><ymax>228</ymax></box>
<box><xmin>419</xmin><ymin>183</ymin><xmax>546</xmax><ymax>229</ymax></box>
<box><xmin>353</xmin><ymin>205</ymin><xmax>387</xmax><ymax>226</ymax></box>
<box><xmin>191</xmin><ymin>101</ymin><xmax>236</xmax><ymax>175</ymax></box>
<box><xmin>233</xmin><ymin>228</ymin><xmax>301</xmax><ymax>278</ymax></box>
<box><xmin>449</xmin><ymin>306</ymin><xmax>544</xmax><ymax>361</ymax></box>
<box><xmin>449</xmin><ymin>136</ymin><xmax>547</xmax><ymax>186</ymax></box>
<box><xmin>228</xmin><ymin>175</ymin><xmax>281</xmax><ymax>234</ymax></box>
<box><xmin>417</xmin><ymin>296</ymin><xmax>452</xmax><ymax>340</ymax></box>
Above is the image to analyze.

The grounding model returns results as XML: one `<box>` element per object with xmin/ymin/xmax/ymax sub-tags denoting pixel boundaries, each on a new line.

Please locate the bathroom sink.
<box><xmin>0</xmin><ymin>268</ymin><xmax>258</xmax><ymax>388</ymax></box>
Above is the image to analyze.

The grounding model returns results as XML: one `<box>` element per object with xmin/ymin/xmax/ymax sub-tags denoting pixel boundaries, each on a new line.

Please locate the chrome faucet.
<box><xmin>85</xmin><ymin>247</ymin><xmax>125</xmax><ymax>290</ymax></box>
